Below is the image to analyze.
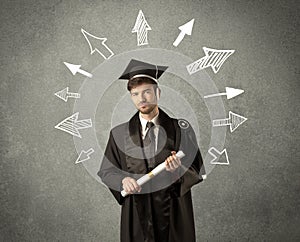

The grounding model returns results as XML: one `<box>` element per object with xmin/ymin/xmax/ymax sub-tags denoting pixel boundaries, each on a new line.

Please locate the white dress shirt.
<box><xmin>139</xmin><ymin>112</ymin><xmax>159</xmax><ymax>151</ymax></box>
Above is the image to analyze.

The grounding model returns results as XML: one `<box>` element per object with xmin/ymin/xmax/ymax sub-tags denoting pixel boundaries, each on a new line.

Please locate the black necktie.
<box><xmin>144</xmin><ymin>122</ymin><xmax>155</xmax><ymax>169</ymax></box>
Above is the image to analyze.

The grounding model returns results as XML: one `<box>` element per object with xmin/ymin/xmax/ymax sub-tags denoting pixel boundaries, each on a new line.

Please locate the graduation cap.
<box><xmin>119</xmin><ymin>59</ymin><xmax>168</xmax><ymax>83</ymax></box>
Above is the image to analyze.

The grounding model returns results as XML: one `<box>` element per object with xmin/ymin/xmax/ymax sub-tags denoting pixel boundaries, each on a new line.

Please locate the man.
<box><xmin>98</xmin><ymin>59</ymin><xmax>205</xmax><ymax>242</ymax></box>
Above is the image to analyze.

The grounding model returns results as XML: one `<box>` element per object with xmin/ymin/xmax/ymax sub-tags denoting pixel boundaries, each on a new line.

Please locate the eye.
<box><xmin>131</xmin><ymin>93</ymin><xmax>137</xmax><ymax>97</ymax></box>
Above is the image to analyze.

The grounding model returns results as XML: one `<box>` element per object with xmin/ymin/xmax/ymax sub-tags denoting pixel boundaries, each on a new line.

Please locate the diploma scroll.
<box><xmin>121</xmin><ymin>151</ymin><xmax>185</xmax><ymax>197</ymax></box>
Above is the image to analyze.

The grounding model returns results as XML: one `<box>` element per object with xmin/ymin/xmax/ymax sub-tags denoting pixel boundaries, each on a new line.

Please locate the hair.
<box><xmin>127</xmin><ymin>77</ymin><xmax>158</xmax><ymax>92</ymax></box>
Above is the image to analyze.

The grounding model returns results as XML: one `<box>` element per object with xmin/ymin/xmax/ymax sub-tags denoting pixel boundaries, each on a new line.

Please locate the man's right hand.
<box><xmin>122</xmin><ymin>177</ymin><xmax>141</xmax><ymax>194</ymax></box>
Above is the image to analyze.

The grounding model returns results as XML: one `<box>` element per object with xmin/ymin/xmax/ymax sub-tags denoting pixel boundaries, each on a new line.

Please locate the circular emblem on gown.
<box><xmin>178</xmin><ymin>119</ymin><xmax>189</xmax><ymax>129</ymax></box>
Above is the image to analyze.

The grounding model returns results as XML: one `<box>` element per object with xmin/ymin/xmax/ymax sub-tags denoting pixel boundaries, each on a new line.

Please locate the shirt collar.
<box><xmin>139</xmin><ymin>111</ymin><xmax>159</xmax><ymax>131</ymax></box>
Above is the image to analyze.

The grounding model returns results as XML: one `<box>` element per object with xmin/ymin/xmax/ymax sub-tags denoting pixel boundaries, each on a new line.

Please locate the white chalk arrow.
<box><xmin>55</xmin><ymin>112</ymin><xmax>92</xmax><ymax>138</ymax></box>
<box><xmin>187</xmin><ymin>47</ymin><xmax>235</xmax><ymax>74</ymax></box>
<box><xmin>204</xmin><ymin>87</ymin><xmax>244</xmax><ymax>100</ymax></box>
<box><xmin>75</xmin><ymin>148</ymin><xmax>95</xmax><ymax>164</ymax></box>
<box><xmin>54</xmin><ymin>87</ymin><xmax>81</xmax><ymax>102</ymax></box>
<box><xmin>81</xmin><ymin>28</ymin><xmax>114</xmax><ymax>60</ymax></box>
<box><xmin>64</xmin><ymin>62</ymin><xmax>93</xmax><ymax>78</ymax></box>
<box><xmin>132</xmin><ymin>10</ymin><xmax>152</xmax><ymax>46</ymax></box>
<box><xmin>208</xmin><ymin>147</ymin><xmax>230</xmax><ymax>165</ymax></box>
<box><xmin>213</xmin><ymin>111</ymin><xmax>247</xmax><ymax>133</ymax></box>
<box><xmin>173</xmin><ymin>18</ymin><xmax>194</xmax><ymax>47</ymax></box>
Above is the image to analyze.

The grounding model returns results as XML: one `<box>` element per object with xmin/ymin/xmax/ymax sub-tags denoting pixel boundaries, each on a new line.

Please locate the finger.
<box><xmin>173</xmin><ymin>157</ymin><xmax>180</xmax><ymax>167</ymax></box>
<box><xmin>165</xmin><ymin>160</ymin><xmax>171</xmax><ymax>171</ymax></box>
<box><xmin>132</xmin><ymin>180</ymin><xmax>141</xmax><ymax>192</ymax></box>
<box><xmin>168</xmin><ymin>160</ymin><xmax>176</xmax><ymax>170</ymax></box>
<box><xmin>126</xmin><ymin>182</ymin><xmax>135</xmax><ymax>193</ymax></box>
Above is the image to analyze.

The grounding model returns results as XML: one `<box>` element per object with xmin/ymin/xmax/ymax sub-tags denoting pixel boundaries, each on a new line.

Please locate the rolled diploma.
<box><xmin>121</xmin><ymin>150</ymin><xmax>185</xmax><ymax>197</ymax></box>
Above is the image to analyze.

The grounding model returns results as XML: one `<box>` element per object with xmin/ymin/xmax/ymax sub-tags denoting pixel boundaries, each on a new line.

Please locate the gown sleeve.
<box><xmin>97</xmin><ymin>130</ymin><xmax>126</xmax><ymax>205</ymax></box>
<box><xmin>174</xmin><ymin>119</ymin><xmax>206</xmax><ymax>197</ymax></box>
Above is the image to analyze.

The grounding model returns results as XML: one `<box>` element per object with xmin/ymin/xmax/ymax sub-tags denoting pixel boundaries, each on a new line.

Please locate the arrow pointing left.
<box><xmin>54</xmin><ymin>87</ymin><xmax>80</xmax><ymax>102</ymax></box>
<box><xmin>75</xmin><ymin>148</ymin><xmax>95</xmax><ymax>164</ymax></box>
<box><xmin>64</xmin><ymin>62</ymin><xmax>93</xmax><ymax>78</ymax></box>
<box><xmin>55</xmin><ymin>112</ymin><xmax>92</xmax><ymax>138</ymax></box>
<box><xmin>81</xmin><ymin>28</ymin><xmax>114</xmax><ymax>60</ymax></box>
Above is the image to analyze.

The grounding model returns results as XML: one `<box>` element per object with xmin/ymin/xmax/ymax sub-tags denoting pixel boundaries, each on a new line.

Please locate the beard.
<box><xmin>138</xmin><ymin>103</ymin><xmax>157</xmax><ymax>114</ymax></box>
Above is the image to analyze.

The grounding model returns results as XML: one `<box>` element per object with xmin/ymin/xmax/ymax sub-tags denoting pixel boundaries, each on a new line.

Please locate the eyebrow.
<box><xmin>131</xmin><ymin>88</ymin><xmax>152</xmax><ymax>95</ymax></box>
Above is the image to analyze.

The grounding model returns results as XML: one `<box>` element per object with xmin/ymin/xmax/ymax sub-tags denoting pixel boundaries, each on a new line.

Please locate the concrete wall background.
<box><xmin>0</xmin><ymin>0</ymin><xmax>299</xmax><ymax>241</ymax></box>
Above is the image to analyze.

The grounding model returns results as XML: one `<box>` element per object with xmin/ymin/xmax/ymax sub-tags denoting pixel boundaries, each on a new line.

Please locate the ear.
<box><xmin>156</xmin><ymin>88</ymin><xmax>161</xmax><ymax>100</ymax></box>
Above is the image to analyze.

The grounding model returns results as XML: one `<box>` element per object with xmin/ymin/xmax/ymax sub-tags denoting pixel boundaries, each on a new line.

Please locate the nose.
<box><xmin>139</xmin><ymin>92</ymin><xmax>146</xmax><ymax>102</ymax></box>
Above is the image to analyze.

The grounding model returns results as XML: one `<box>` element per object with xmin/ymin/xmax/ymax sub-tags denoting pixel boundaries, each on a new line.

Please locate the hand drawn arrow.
<box><xmin>55</xmin><ymin>112</ymin><xmax>92</xmax><ymax>138</ymax></box>
<box><xmin>132</xmin><ymin>10</ymin><xmax>152</xmax><ymax>46</ymax></box>
<box><xmin>204</xmin><ymin>87</ymin><xmax>244</xmax><ymax>100</ymax></box>
<box><xmin>173</xmin><ymin>18</ymin><xmax>194</xmax><ymax>47</ymax></box>
<box><xmin>187</xmin><ymin>47</ymin><xmax>235</xmax><ymax>74</ymax></box>
<box><xmin>208</xmin><ymin>147</ymin><xmax>230</xmax><ymax>165</ymax></box>
<box><xmin>54</xmin><ymin>87</ymin><xmax>80</xmax><ymax>102</ymax></box>
<box><xmin>213</xmin><ymin>111</ymin><xmax>247</xmax><ymax>133</ymax></box>
<box><xmin>75</xmin><ymin>148</ymin><xmax>95</xmax><ymax>164</ymax></box>
<box><xmin>81</xmin><ymin>28</ymin><xmax>114</xmax><ymax>60</ymax></box>
<box><xmin>64</xmin><ymin>62</ymin><xmax>93</xmax><ymax>78</ymax></box>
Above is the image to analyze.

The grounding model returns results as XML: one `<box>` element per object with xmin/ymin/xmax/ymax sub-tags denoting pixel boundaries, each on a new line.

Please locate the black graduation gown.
<box><xmin>98</xmin><ymin>109</ymin><xmax>205</xmax><ymax>242</ymax></box>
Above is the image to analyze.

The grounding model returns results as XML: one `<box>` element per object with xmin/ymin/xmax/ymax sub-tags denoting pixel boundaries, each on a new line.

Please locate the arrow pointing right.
<box><xmin>204</xmin><ymin>87</ymin><xmax>244</xmax><ymax>100</ymax></box>
<box><xmin>213</xmin><ymin>111</ymin><xmax>247</xmax><ymax>133</ymax></box>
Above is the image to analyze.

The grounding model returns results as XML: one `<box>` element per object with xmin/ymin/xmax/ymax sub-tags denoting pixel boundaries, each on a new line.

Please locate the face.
<box><xmin>130</xmin><ymin>83</ymin><xmax>159</xmax><ymax>115</ymax></box>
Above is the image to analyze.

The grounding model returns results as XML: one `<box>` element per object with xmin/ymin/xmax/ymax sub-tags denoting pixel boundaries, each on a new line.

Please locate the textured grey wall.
<box><xmin>0</xmin><ymin>0</ymin><xmax>299</xmax><ymax>241</ymax></box>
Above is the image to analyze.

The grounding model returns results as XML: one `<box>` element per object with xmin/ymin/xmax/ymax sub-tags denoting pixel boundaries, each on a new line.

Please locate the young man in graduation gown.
<box><xmin>98</xmin><ymin>59</ymin><xmax>205</xmax><ymax>242</ymax></box>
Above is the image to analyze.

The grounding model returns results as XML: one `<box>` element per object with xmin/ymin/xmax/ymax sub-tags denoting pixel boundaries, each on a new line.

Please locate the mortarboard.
<box><xmin>119</xmin><ymin>59</ymin><xmax>168</xmax><ymax>83</ymax></box>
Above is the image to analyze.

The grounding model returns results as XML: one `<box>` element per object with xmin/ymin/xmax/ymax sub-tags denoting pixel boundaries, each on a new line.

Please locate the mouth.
<box><xmin>139</xmin><ymin>102</ymin><xmax>148</xmax><ymax>108</ymax></box>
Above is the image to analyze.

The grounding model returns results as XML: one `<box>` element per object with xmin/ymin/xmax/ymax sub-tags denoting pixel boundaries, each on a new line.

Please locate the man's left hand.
<box><xmin>165</xmin><ymin>151</ymin><xmax>181</xmax><ymax>172</ymax></box>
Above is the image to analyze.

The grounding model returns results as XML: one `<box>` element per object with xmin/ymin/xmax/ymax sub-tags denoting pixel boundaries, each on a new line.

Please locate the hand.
<box><xmin>122</xmin><ymin>177</ymin><xmax>141</xmax><ymax>194</ymax></box>
<box><xmin>165</xmin><ymin>151</ymin><xmax>181</xmax><ymax>172</ymax></box>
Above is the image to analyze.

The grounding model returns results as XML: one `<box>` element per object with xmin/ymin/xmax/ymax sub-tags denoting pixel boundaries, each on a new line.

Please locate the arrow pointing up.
<box><xmin>75</xmin><ymin>148</ymin><xmax>95</xmax><ymax>164</ymax></box>
<box><xmin>132</xmin><ymin>10</ymin><xmax>152</xmax><ymax>46</ymax></box>
<box><xmin>55</xmin><ymin>112</ymin><xmax>92</xmax><ymax>138</ymax></box>
<box><xmin>173</xmin><ymin>18</ymin><xmax>194</xmax><ymax>47</ymax></box>
<box><xmin>213</xmin><ymin>111</ymin><xmax>247</xmax><ymax>133</ymax></box>
<box><xmin>81</xmin><ymin>28</ymin><xmax>114</xmax><ymax>60</ymax></box>
<box><xmin>204</xmin><ymin>87</ymin><xmax>244</xmax><ymax>100</ymax></box>
<box><xmin>64</xmin><ymin>62</ymin><xmax>93</xmax><ymax>78</ymax></box>
<box><xmin>54</xmin><ymin>87</ymin><xmax>80</xmax><ymax>102</ymax></box>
